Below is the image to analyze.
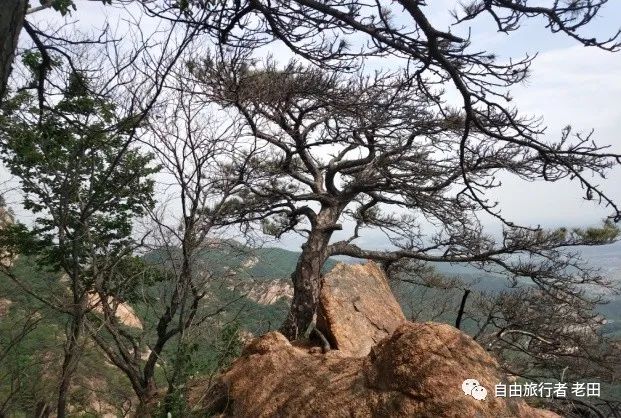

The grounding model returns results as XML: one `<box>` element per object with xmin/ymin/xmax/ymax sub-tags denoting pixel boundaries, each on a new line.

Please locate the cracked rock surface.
<box><xmin>317</xmin><ymin>262</ymin><xmax>406</xmax><ymax>357</ymax></box>
<box><xmin>192</xmin><ymin>262</ymin><xmax>561</xmax><ymax>417</ymax></box>
<box><xmin>194</xmin><ymin>323</ymin><xmax>560</xmax><ymax>417</ymax></box>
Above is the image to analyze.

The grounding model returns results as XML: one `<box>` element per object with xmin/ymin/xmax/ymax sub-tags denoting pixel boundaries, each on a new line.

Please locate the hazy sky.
<box><xmin>4</xmin><ymin>1</ymin><xmax>621</xmax><ymax>250</ymax></box>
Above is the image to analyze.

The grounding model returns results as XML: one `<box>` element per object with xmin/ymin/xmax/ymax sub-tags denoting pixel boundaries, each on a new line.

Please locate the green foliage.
<box><xmin>0</xmin><ymin>67</ymin><xmax>158</xmax><ymax>414</ymax></box>
<box><xmin>261</xmin><ymin>215</ymin><xmax>288</xmax><ymax>237</ymax></box>
<box><xmin>162</xmin><ymin>340</ymin><xmax>197</xmax><ymax>416</ymax></box>
<box><xmin>189</xmin><ymin>242</ymin><xmax>336</xmax><ymax>281</ymax></box>
<box><xmin>44</xmin><ymin>0</ymin><xmax>114</xmax><ymax>16</ymax></box>
<box><xmin>573</xmin><ymin>219</ymin><xmax>620</xmax><ymax>244</ymax></box>
<box><xmin>0</xmin><ymin>258</ymin><xmax>67</xmax><ymax>414</ymax></box>
<box><xmin>213</xmin><ymin>321</ymin><xmax>243</xmax><ymax>369</ymax></box>
<box><xmin>0</xmin><ymin>222</ymin><xmax>48</xmax><ymax>258</ymax></box>
<box><xmin>21</xmin><ymin>51</ymin><xmax>44</xmax><ymax>73</ymax></box>
<box><xmin>104</xmin><ymin>256</ymin><xmax>172</xmax><ymax>303</ymax></box>
<box><xmin>50</xmin><ymin>0</ymin><xmax>77</xmax><ymax>16</ymax></box>
<box><xmin>156</xmin><ymin>321</ymin><xmax>243</xmax><ymax>417</ymax></box>
<box><xmin>0</xmin><ymin>68</ymin><xmax>158</xmax><ymax>275</ymax></box>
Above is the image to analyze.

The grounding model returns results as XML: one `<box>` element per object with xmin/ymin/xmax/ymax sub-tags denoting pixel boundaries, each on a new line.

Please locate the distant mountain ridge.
<box><xmin>144</xmin><ymin>240</ymin><xmax>337</xmax><ymax>281</ymax></box>
<box><xmin>141</xmin><ymin>239</ymin><xmax>621</xmax><ymax>336</ymax></box>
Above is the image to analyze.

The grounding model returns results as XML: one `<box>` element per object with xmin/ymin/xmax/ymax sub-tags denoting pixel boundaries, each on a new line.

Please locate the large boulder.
<box><xmin>194</xmin><ymin>322</ymin><xmax>560</xmax><ymax>417</ymax></box>
<box><xmin>317</xmin><ymin>261</ymin><xmax>406</xmax><ymax>356</ymax></box>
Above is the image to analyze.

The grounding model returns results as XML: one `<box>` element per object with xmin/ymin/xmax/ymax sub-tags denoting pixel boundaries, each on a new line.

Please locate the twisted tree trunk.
<box><xmin>280</xmin><ymin>206</ymin><xmax>341</xmax><ymax>340</ymax></box>
<box><xmin>134</xmin><ymin>381</ymin><xmax>159</xmax><ymax>418</ymax></box>
<box><xmin>0</xmin><ymin>0</ymin><xmax>26</xmax><ymax>101</ymax></box>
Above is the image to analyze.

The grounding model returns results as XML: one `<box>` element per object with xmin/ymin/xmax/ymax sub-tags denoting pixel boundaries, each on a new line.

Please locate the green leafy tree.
<box><xmin>0</xmin><ymin>67</ymin><xmax>157</xmax><ymax>417</ymax></box>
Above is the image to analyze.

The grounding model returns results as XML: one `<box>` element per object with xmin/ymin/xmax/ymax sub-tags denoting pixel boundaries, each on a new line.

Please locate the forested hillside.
<box><xmin>2</xmin><ymin>1</ymin><xmax>621</xmax><ymax>417</ymax></box>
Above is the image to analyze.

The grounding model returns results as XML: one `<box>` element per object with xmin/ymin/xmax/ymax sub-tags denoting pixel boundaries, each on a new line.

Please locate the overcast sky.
<box><xmin>4</xmin><ymin>1</ymin><xmax>621</xmax><ymax>250</ymax></box>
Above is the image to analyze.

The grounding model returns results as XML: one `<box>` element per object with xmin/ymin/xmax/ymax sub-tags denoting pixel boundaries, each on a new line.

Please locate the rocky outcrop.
<box><xmin>241</xmin><ymin>256</ymin><xmax>259</xmax><ymax>268</ymax></box>
<box><xmin>246</xmin><ymin>279</ymin><xmax>293</xmax><ymax>305</ymax></box>
<box><xmin>317</xmin><ymin>261</ymin><xmax>406</xmax><ymax>356</ymax></box>
<box><xmin>194</xmin><ymin>322</ymin><xmax>560</xmax><ymax>417</ymax></box>
<box><xmin>0</xmin><ymin>204</ymin><xmax>17</xmax><ymax>268</ymax></box>
<box><xmin>0</xmin><ymin>297</ymin><xmax>12</xmax><ymax>316</ymax></box>
<box><xmin>87</xmin><ymin>293</ymin><xmax>143</xmax><ymax>329</ymax></box>
<box><xmin>190</xmin><ymin>260</ymin><xmax>562</xmax><ymax>417</ymax></box>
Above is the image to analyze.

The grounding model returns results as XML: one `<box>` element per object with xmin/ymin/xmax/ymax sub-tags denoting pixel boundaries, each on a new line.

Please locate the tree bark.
<box><xmin>56</xmin><ymin>324</ymin><xmax>79</xmax><ymax>417</ymax></box>
<box><xmin>280</xmin><ymin>206</ymin><xmax>341</xmax><ymax>340</ymax></box>
<box><xmin>34</xmin><ymin>401</ymin><xmax>51</xmax><ymax>418</ymax></box>
<box><xmin>0</xmin><ymin>0</ymin><xmax>26</xmax><ymax>101</ymax></box>
<box><xmin>135</xmin><ymin>381</ymin><xmax>158</xmax><ymax>418</ymax></box>
<box><xmin>455</xmin><ymin>289</ymin><xmax>470</xmax><ymax>330</ymax></box>
<box><xmin>56</xmin><ymin>292</ymin><xmax>86</xmax><ymax>418</ymax></box>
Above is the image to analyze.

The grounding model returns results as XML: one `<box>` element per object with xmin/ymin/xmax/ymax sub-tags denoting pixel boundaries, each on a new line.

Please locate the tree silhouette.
<box><xmin>195</xmin><ymin>53</ymin><xmax>620</xmax><ymax>339</ymax></box>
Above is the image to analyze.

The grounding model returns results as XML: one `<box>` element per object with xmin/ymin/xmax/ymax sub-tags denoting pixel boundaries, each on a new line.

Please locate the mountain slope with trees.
<box><xmin>1</xmin><ymin>0</ymin><xmax>621</xmax><ymax>416</ymax></box>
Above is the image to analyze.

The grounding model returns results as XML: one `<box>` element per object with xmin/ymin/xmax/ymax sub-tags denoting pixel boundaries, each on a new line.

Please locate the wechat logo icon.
<box><xmin>462</xmin><ymin>379</ymin><xmax>488</xmax><ymax>401</ymax></box>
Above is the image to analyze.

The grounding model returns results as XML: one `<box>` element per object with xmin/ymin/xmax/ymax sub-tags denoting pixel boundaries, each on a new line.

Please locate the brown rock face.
<box><xmin>246</xmin><ymin>279</ymin><xmax>293</xmax><ymax>305</ymax></box>
<box><xmin>317</xmin><ymin>261</ymin><xmax>406</xmax><ymax>356</ymax></box>
<box><xmin>0</xmin><ymin>205</ymin><xmax>17</xmax><ymax>268</ymax></box>
<box><xmin>87</xmin><ymin>293</ymin><xmax>143</xmax><ymax>329</ymax></box>
<box><xmin>0</xmin><ymin>298</ymin><xmax>12</xmax><ymax>316</ymax></box>
<box><xmin>196</xmin><ymin>322</ymin><xmax>559</xmax><ymax>418</ymax></box>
